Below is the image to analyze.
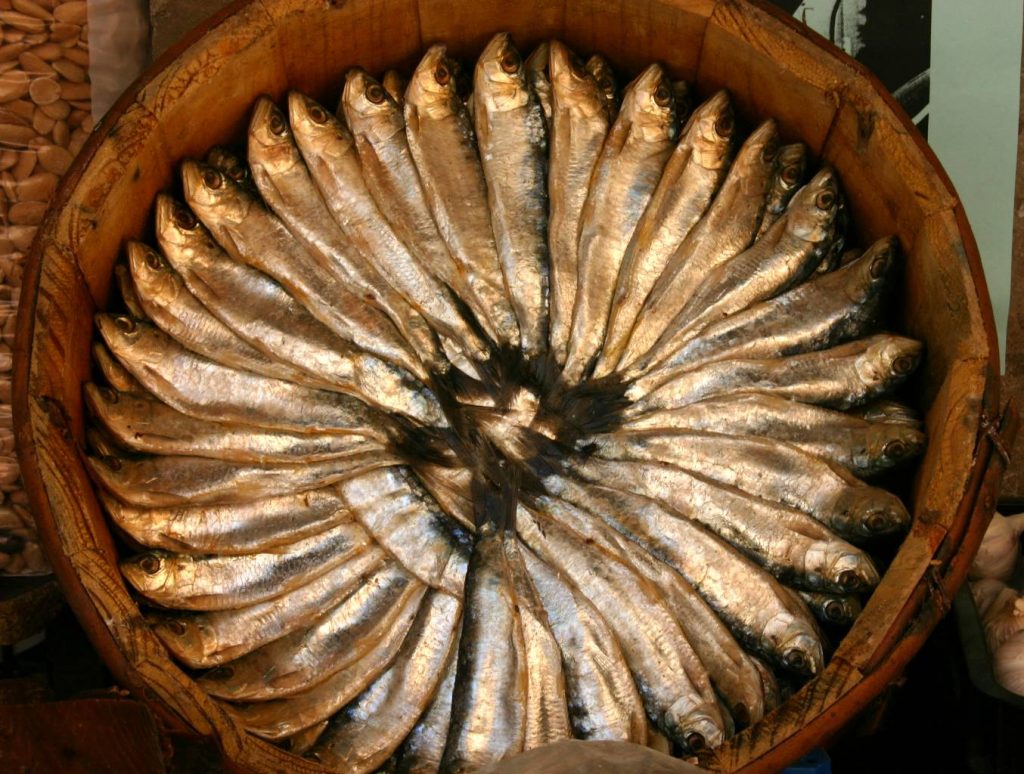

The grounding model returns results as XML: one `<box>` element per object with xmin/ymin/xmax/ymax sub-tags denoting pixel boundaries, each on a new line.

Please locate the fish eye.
<box><xmin>202</xmin><ymin>168</ymin><xmax>223</xmax><ymax>190</ymax></box>
<box><xmin>714</xmin><ymin>114</ymin><xmax>734</xmax><ymax>138</ymax></box>
<box><xmin>166</xmin><ymin>620</ymin><xmax>187</xmax><ymax>636</ymax></box>
<box><xmin>781</xmin><ymin>164</ymin><xmax>801</xmax><ymax>185</ymax></box>
<box><xmin>761</xmin><ymin>141</ymin><xmax>778</xmax><ymax>164</ymax></box>
<box><xmin>838</xmin><ymin>570</ymin><xmax>861</xmax><ymax>591</ymax></box>
<box><xmin>784</xmin><ymin>649</ymin><xmax>807</xmax><ymax>670</ymax></box>
<box><xmin>145</xmin><ymin>250</ymin><xmax>163</xmax><ymax>271</ymax></box>
<box><xmin>500</xmin><ymin>50</ymin><xmax>521</xmax><ymax>74</ymax></box>
<box><xmin>892</xmin><ymin>355</ymin><xmax>915</xmax><ymax>375</ymax></box>
<box><xmin>685</xmin><ymin>733</ymin><xmax>705</xmax><ymax>752</ymax></box>
<box><xmin>433</xmin><ymin>64</ymin><xmax>451</xmax><ymax>86</ymax></box>
<box><xmin>815</xmin><ymin>190</ymin><xmax>836</xmax><ymax>210</ymax></box>
<box><xmin>866</xmin><ymin>511</ymin><xmax>890</xmax><ymax>534</ymax></box>
<box><xmin>139</xmin><ymin>554</ymin><xmax>161</xmax><ymax>575</ymax></box>
<box><xmin>365</xmin><ymin>83</ymin><xmax>386</xmax><ymax>104</ymax></box>
<box><xmin>869</xmin><ymin>252</ymin><xmax>890</xmax><ymax>279</ymax></box>
<box><xmin>172</xmin><ymin>205</ymin><xmax>197</xmax><ymax>230</ymax></box>
<box><xmin>824</xmin><ymin>600</ymin><xmax>846</xmax><ymax>622</ymax></box>
<box><xmin>308</xmin><ymin>104</ymin><xmax>329</xmax><ymax>124</ymax></box>
<box><xmin>98</xmin><ymin>386</ymin><xmax>118</xmax><ymax>404</ymax></box>
<box><xmin>883</xmin><ymin>439</ymin><xmax>907</xmax><ymax>458</ymax></box>
<box><xmin>114</xmin><ymin>315</ymin><xmax>137</xmax><ymax>335</ymax></box>
<box><xmin>653</xmin><ymin>83</ymin><xmax>671</xmax><ymax>107</ymax></box>
<box><xmin>597</xmin><ymin>76</ymin><xmax>613</xmax><ymax>94</ymax></box>
<box><xmin>268</xmin><ymin>112</ymin><xmax>287</xmax><ymax>136</ymax></box>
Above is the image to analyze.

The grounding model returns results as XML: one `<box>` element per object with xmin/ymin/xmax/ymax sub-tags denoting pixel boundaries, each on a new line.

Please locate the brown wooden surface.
<box><xmin>0</xmin><ymin>697</ymin><xmax>168</xmax><ymax>772</ymax></box>
<box><xmin>11</xmin><ymin>0</ymin><xmax>1012</xmax><ymax>772</ymax></box>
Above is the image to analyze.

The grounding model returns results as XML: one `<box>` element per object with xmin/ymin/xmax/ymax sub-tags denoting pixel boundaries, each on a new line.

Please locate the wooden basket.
<box><xmin>12</xmin><ymin>0</ymin><xmax>1018</xmax><ymax>770</ymax></box>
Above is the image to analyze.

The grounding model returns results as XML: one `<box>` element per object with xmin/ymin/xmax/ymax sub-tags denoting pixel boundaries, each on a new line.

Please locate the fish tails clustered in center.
<box><xmin>86</xmin><ymin>33</ymin><xmax>926</xmax><ymax>772</ymax></box>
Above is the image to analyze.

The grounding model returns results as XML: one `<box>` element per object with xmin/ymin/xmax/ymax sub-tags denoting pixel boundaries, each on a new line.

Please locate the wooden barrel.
<box><xmin>12</xmin><ymin>0</ymin><xmax>1018</xmax><ymax>770</ymax></box>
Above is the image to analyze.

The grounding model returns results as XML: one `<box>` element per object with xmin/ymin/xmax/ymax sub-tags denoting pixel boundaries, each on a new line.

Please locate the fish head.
<box><xmin>854</xmin><ymin>335</ymin><xmax>922</xmax><ymax>390</ymax></box>
<box><xmin>95</xmin><ymin>313</ymin><xmax>146</xmax><ymax>359</ymax></box>
<box><xmin>382</xmin><ymin>70</ymin><xmax>407</xmax><ymax>105</ymax></box>
<box><xmin>154</xmin><ymin>194</ymin><xmax>208</xmax><ymax>256</ymax></box>
<box><xmin>525</xmin><ymin>40</ymin><xmax>550</xmax><ymax>75</ymax></box>
<box><xmin>665</xmin><ymin>699</ymin><xmax>725</xmax><ymax>752</ymax></box>
<box><xmin>768</xmin><ymin>615</ymin><xmax>824</xmax><ymax>676</ymax></box>
<box><xmin>126</xmin><ymin>241</ymin><xmax>177</xmax><ymax>303</ymax></box>
<box><xmin>121</xmin><ymin>551</ymin><xmax>177</xmax><ymax>596</ymax></box>
<box><xmin>248</xmin><ymin>95</ymin><xmax>303</xmax><ymax>178</ymax></box>
<box><xmin>585</xmin><ymin>54</ymin><xmax>618</xmax><ymax>111</ymax></box>
<box><xmin>287</xmin><ymin>91</ymin><xmax>354</xmax><ymax>165</ymax></box>
<box><xmin>474</xmin><ymin>33</ymin><xmax>530</xmax><ymax>114</ymax></box>
<box><xmin>685</xmin><ymin>90</ymin><xmax>734</xmax><ymax>170</ymax></box>
<box><xmin>406</xmin><ymin>45</ymin><xmax>461</xmax><ymax>119</ymax></box>
<box><xmin>731</xmin><ymin>118</ymin><xmax>779</xmax><ymax>195</ymax></box>
<box><xmin>822</xmin><ymin>595</ymin><xmax>861</xmax><ymax>624</ymax></box>
<box><xmin>866</xmin><ymin>424</ymin><xmax>927</xmax><ymax>468</ymax></box>
<box><xmin>845</xmin><ymin>235</ymin><xmax>897</xmax><ymax>303</ymax></box>
<box><xmin>150</xmin><ymin>614</ymin><xmax>215</xmax><ymax>664</ymax></box>
<box><xmin>621</xmin><ymin>63</ymin><xmax>676</xmax><ymax>144</ymax></box>
<box><xmin>547</xmin><ymin>41</ymin><xmax>606</xmax><ymax>120</ymax></box>
<box><xmin>774</xmin><ymin>142</ymin><xmax>808</xmax><ymax>194</ymax></box>
<box><xmin>181</xmin><ymin>160</ymin><xmax>252</xmax><ymax>227</ymax></box>
<box><xmin>206</xmin><ymin>146</ymin><xmax>253</xmax><ymax>190</ymax></box>
<box><xmin>343</xmin><ymin>68</ymin><xmax>404</xmax><ymax>143</ymax></box>
<box><xmin>785</xmin><ymin>167</ymin><xmax>840</xmax><ymax>244</ymax></box>
<box><xmin>823</xmin><ymin>547</ymin><xmax>880</xmax><ymax>593</ymax></box>
<box><xmin>837</xmin><ymin>487</ymin><xmax>911</xmax><ymax>539</ymax></box>
<box><xmin>83</xmin><ymin>382</ymin><xmax>119</xmax><ymax>419</ymax></box>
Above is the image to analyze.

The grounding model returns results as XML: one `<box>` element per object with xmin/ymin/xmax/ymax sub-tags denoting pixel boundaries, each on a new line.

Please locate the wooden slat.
<box><xmin>418</xmin><ymin>0</ymin><xmax>566</xmax><ymax>62</ymax></box>
<box><xmin>267</xmin><ymin>0</ymin><xmax>424</xmax><ymax>104</ymax></box>
<box><xmin>697</xmin><ymin>0</ymin><xmax>853</xmax><ymax>151</ymax></box>
<box><xmin>563</xmin><ymin>0</ymin><xmax>716</xmax><ymax>81</ymax></box>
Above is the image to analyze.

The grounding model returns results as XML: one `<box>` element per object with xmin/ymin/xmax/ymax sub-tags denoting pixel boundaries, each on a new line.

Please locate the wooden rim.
<box><xmin>12</xmin><ymin>1</ymin><xmax>1012</xmax><ymax>770</ymax></box>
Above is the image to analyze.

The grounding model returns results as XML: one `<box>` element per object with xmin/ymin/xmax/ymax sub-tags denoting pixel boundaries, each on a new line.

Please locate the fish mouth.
<box><xmin>666</xmin><ymin>702</ymin><xmax>725</xmax><ymax>751</ymax></box>
<box><xmin>830</xmin><ymin>551</ymin><xmax>880</xmax><ymax>591</ymax></box>
<box><xmin>779</xmin><ymin>631</ymin><xmax>823</xmax><ymax>676</ymax></box>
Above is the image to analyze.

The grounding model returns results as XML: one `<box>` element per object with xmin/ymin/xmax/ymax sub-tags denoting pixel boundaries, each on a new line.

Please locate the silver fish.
<box><xmin>597</xmin><ymin>90</ymin><xmax>735</xmax><ymax>376</ymax></box>
<box><xmin>99</xmin><ymin>486</ymin><xmax>357</xmax><ymax>556</ymax></box>
<box><xmin>755</xmin><ymin>142</ymin><xmax>808</xmax><ymax>241</ymax></box>
<box><xmin>120</xmin><ymin>519</ymin><xmax>374</xmax><ymax>611</ymax></box>
<box><xmin>625</xmin><ymin>392</ymin><xmax>927</xmax><ymax>478</ymax></box>
<box><xmin>88</xmin><ymin>446</ymin><xmax>392</xmax><ymax>508</ymax></box>
<box><xmin>404</xmin><ymin>45</ymin><xmax>520</xmax><ymax>348</ymax></box>
<box><xmin>309</xmin><ymin>592</ymin><xmax>461</xmax><ymax>773</ymax></box>
<box><xmin>563</xmin><ymin>63</ymin><xmax>676</xmax><ymax>382</ymax></box>
<box><xmin>96</xmin><ymin>315</ymin><xmax>388</xmax><ymax>435</ymax></box>
<box><xmin>227</xmin><ymin>592</ymin><xmax>421</xmax><ymax>740</ymax></box>
<box><xmin>393</xmin><ymin>637</ymin><xmax>459</xmax><ymax>773</ymax></box>
<box><xmin>113</xmin><ymin>262</ymin><xmax>147</xmax><ymax>320</ymax></box>
<box><xmin>287</xmin><ymin>92</ymin><xmax>489</xmax><ymax>363</ymax></box>
<box><xmin>504</xmin><ymin>532</ymin><xmax>572</xmax><ymax>749</ymax></box>
<box><xmin>585</xmin><ymin>54</ymin><xmax>619</xmax><ymax>116</ymax></box>
<box><xmin>200</xmin><ymin>563</ymin><xmax>425</xmax><ymax>701</ymax></box>
<box><xmin>525</xmin><ymin>41</ymin><xmax>552</xmax><ymax>130</ymax></box>
<box><xmin>670</xmin><ymin>236</ymin><xmax>897</xmax><ymax>368</ymax></box>
<box><xmin>546</xmin><ymin>41</ymin><xmax>611</xmax><ymax>366</ymax></box>
<box><xmin>180</xmin><ymin>160</ymin><xmax>427</xmax><ymax>380</ymax></box>
<box><xmin>383</xmin><ymin>69</ymin><xmax>408</xmax><ymax>106</ymax></box>
<box><xmin>441</xmin><ymin>530</ymin><xmax>527</xmax><ymax>770</ymax></box>
<box><xmin>338</xmin><ymin>466</ymin><xmax>471</xmax><ymax>596</ymax></box>
<box><xmin>619</xmin><ymin>120</ymin><xmax>781</xmax><ymax>372</ymax></box>
<box><xmin>341</xmin><ymin>69</ymin><xmax>491</xmax><ymax>342</ymax></box>
<box><xmin>153</xmin><ymin>196</ymin><xmax>446</xmax><ymax>426</ymax></box>
<box><xmin>150</xmin><ymin>546</ymin><xmax>390</xmax><ymax>668</ymax></box>
<box><xmin>851</xmin><ymin>399</ymin><xmax>923</xmax><ymax>427</ymax></box>
<box><xmin>593</xmin><ymin>429</ymin><xmax>911</xmax><ymax>538</ymax></box>
<box><xmin>796</xmin><ymin>589</ymin><xmax>863</xmax><ymax>626</ymax></box>
<box><xmin>629</xmin><ymin>334</ymin><xmax>923</xmax><ymax>414</ymax></box>
<box><xmin>573</xmin><ymin>456</ymin><xmax>880</xmax><ymax>596</ymax></box>
<box><xmin>634</xmin><ymin>166</ymin><xmax>839</xmax><ymax>376</ymax></box>
<box><xmin>517</xmin><ymin>502</ymin><xmax>723</xmax><ymax>749</ymax></box>
<box><xmin>206</xmin><ymin>146</ymin><xmax>257</xmax><ymax>194</ymax></box>
<box><xmin>544</xmin><ymin>477</ymin><xmax>822</xmax><ymax>675</ymax></box>
<box><xmin>93</xmin><ymin>341</ymin><xmax>144</xmax><ymax>394</ymax></box>
<box><xmin>474</xmin><ymin>33</ymin><xmax>550</xmax><ymax>357</ymax></box>
<box><xmin>127</xmin><ymin>242</ymin><xmax>323</xmax><ymax>388</ymax></box>
<box><xmin>521</xmin><ymin>545</ymin><xmax>647</xmax><ymax>742</ymax></box>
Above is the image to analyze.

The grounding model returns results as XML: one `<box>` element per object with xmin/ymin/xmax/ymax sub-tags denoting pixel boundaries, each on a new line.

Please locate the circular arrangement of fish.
<box><xmin>86</xmin><ymin>34</ymin><xmax>927</xmax><ymax>771</ymax></box>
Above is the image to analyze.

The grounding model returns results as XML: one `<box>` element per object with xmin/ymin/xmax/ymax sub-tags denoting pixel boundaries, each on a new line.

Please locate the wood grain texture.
<box><xmin>10</xmin><ymin>0</ymin><xmax>1008</xmax><ymax>771</ymax></box>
